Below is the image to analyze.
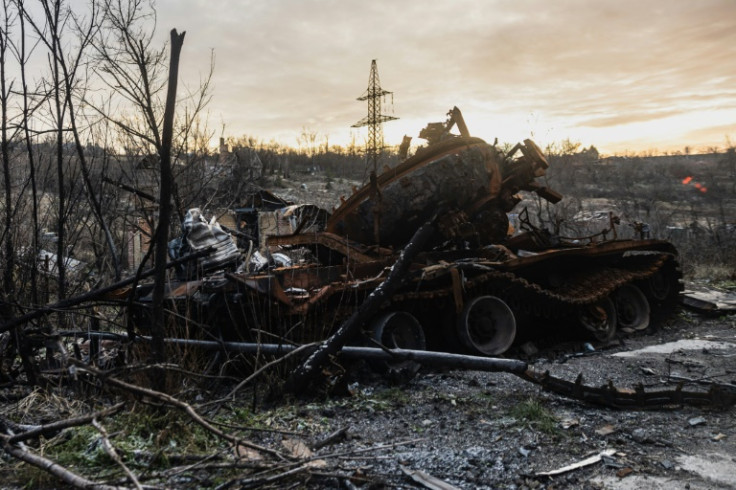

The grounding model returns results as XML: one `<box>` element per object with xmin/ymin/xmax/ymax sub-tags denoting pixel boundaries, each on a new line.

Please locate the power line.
<box><xmin>352</xmin><ymin>59</ymin><xmax>398</xmax><ymax>175</ymax></box>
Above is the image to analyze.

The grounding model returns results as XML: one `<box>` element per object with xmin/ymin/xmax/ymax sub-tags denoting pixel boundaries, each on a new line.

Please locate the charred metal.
<box><xmin>124</xmin><ymin>108</ymin><xmax>689</xmax><ymax>401</ymax></box>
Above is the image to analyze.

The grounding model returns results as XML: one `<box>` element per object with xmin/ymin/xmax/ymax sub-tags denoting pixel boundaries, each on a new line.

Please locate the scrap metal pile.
<box><xmin>124</xmin><ymin>107</ymin><xmax>730</xmax><ymax>408</ymax></box>
<box><xmin>138</xmin><ymin>108</ymin><xmax>681</xmax><ymax>353</ymax></box>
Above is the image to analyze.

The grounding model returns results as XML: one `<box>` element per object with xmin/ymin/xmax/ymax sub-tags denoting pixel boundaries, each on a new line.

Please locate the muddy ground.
<box><xmin>238</xmin><ymin>303</ymin><xmax>736</xmax><ymax>490</ymax></box>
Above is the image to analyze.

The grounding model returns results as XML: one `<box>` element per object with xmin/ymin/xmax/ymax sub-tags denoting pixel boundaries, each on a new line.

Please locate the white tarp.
<box><xmin>171</xmin><ymin>208</ymin><xmax>240</xmax><ymax>273</ymax></box>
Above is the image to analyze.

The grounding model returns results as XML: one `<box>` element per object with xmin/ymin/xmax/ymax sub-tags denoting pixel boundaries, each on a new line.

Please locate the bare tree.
<box><xmin>149</xmin><ymin>27</ymin><xmax>185</xmax><ymax>375</ymax></box>
<box><xmin>86</xmin><ymin>0</ymin><xmax>214</xmax><ymax>378</ymax></box>
<box><xmin>0</xmin><ymin>0</ymin><xmax>15</xmax><ymax>308</ymax></box>
<box><xmin>12</xmin><ymin>0</ymin><xmax>42</xmax><ymax>306</ymax></box>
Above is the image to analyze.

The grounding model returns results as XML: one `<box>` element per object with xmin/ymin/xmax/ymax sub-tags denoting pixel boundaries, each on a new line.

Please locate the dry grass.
<box><xmin>8</xmin><ymin>387</ymin><xmax>89</xmax><ymax>424</ymax></box>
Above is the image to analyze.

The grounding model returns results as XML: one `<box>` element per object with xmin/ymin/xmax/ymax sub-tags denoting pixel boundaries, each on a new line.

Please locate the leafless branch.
<box><xmin>73</xmin><ymin>360</ymin><xmax>286</xmax><ymax>460</ymax></box>
<box><xmin>91</xmin><ymin>418</ymin><xmax>143</xmax><ymax>490</ymax></box>
<box><xmin>5</xmin><ymin>401</ymin><xmax>125</xmax><ymax>444</ymax></box>
<box><xmin>1</xmin><ymin>433</ymin><xmax>124</xmax><ymax>490</ymax></box>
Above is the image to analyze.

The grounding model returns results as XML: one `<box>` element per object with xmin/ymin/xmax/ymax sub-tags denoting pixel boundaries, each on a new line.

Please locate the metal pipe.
<box><xmin>153</xmin><ymin>337</ymin><xmax>530</xmax><ymax>374</ymax></box>
<box><xmin>58</xmin><ymin>331</ymin><xmax>528</xmax><ymax>373</ymax></box>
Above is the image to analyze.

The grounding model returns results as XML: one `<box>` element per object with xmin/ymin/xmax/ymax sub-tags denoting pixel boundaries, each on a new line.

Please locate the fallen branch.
<box><xmin>215</xmin><ymin>437</ymin><xmax>426</xmax><ymax>490</ymax></box>
<box><xmin>214</xmin><ymin>463</ymin><xmax>311</xmax><ymax>490</ymax></box>
<box><xmin>314</xmin><ymin>437</ymin><xmax>425</xmax><ymax>461</ymax></box>
<box><xmin>1</xmin><ymin>435</ymin><xmax>124</xmax><ymax>490</ymax></box>
<box><xmin>312</xmin><ymin>427</ymin><xmax>348</xmax><ymax>450</ymax></box>
<box><xmin>536</xmin><ymin>448</ymin><xmax>617</xmax><ymax>477</ymax></box>
<box><xmin>72</xmin><ymin>361</ymin><xmax>285</xmax><ymax>460</ymax></box>
<box><xmin>92</xmin><ymin>418</ymin><xmax>143</xmax><ymax>490</ymax></box>
<box><xmin>5</xmin><ymin>402</ymin><xmax>125</xmax><ymax>444</ymax></box>
<box><xmin>285</xmin><ymin>218</ymin><xmax>438</xmax><ymax>393</ymax></box>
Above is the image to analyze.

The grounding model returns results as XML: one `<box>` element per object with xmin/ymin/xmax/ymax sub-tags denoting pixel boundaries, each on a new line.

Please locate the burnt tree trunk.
<box><xmin>150</xmin><ymin>30</ymin><xmax>185</xmax><ymax>381</ymax></box>
<box><xmin>285</xmin><ymin>218</ymin><xmax>437</xmax><ymax>394</ymax></box>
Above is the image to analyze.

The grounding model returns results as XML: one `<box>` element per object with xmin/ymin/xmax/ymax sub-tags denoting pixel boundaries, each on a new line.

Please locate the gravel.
<box><xmin>254</xmin><ymin>308</ymin><xmax>736</xmax><ymax>489</ymax></box>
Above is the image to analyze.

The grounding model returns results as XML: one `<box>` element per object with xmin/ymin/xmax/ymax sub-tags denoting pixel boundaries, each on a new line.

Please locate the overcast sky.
<box><xmin>154</xmin><ymin>0</ymin><xmax>736</xmax><ymax>155</ymax></box>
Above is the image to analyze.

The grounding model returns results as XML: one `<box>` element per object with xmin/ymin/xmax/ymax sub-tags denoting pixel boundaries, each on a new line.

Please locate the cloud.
<box><xmin>153</xmin><ymin>0</ymin><xmax>736</xmax><ymax>151</ymax></box>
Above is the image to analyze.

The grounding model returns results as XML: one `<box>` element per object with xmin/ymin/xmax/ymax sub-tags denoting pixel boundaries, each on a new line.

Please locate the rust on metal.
<box><xmin>124</xmin><ymin>107</ymin><xmax>684</xmax><ymax>392</ymax></box>
<box><xmin>450</xmin><ymin>268</ymin><xmax>464</xmax><ymax>313</ymax></box>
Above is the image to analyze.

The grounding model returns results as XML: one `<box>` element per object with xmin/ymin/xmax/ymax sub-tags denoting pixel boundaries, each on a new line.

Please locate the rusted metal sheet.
<box><xmin>227</xmin><ymin>274</ymin><xmax>292</xmax><ymax>306</ymax></box>
<box><xmin>450</xmin><ymin>268</ymin><xmax>464</xmax><ymax>313</ymax></box>
<box><xmin>274</xmin><ymin>265</ymin><xmax>344</xmax><ymax>291</ymax></box>
<box><xmin>681</xmin><ymin>287</ymin><xmax>736</xmax><ymax>313</ymax></box>
<box><xmin>265</xmin><ymin>231</ymin><xmax>380</xmax><ymax>263</ymax></box>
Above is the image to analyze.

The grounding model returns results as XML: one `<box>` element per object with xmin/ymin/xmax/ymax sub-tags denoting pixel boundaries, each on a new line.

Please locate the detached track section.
<box><xmin>520</xmin><ymin>368</ymin><xmax>735</xmax><ymax>410</ymax></box>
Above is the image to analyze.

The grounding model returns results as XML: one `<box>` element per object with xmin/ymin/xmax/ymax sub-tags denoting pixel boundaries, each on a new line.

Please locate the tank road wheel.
<box><xmin>371</xmin><ymin>311</ymin><xmax>426</xmax><ymax>350</ymax></box>
<box><xmin>457</xmin><ymin>296</ymin><xmax>516</xmax><ymax>356</ymax></box>
<box><xmin>578</xmin><ymin>297</ymin><xmax>617</xmax><ymax>342</ymax></box>
<box><xmin>614</xmin><ymin>285</ymin><xmax>650</xmax><ymax>333</ymax></box>
<box><xmin>639</xmin><ymin>260</ymin><xmax>682</xmax><ymax>326</ymax></box>
<box><xmin>369</xmin><ymin>311</ymin><xmax>427</xmax><ymax>379</ymax></box>
<box><xmin>646</xmin><ymin>271</ymin><xmax>671</xmax><ymax>302</ymax></box>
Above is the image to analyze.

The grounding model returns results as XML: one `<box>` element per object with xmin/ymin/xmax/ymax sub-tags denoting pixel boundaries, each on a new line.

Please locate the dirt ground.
<box><xmin>238</xmin><ymin>304</ymin><xmax>736</xmax><ymax>490</ymax></box>
<box><xmin>3</xmin><ymin>169</ymin><xmax>735</xmax><ymax>488</ymax></box>
<box><xmin>1</xmin><ymin>298</ymin><xmax>734</xmax><ymax>489</ymax></box>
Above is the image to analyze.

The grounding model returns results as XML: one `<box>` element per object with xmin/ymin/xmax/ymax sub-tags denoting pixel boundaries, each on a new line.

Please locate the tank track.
<box><xmin>519</xmin><ymin>368</ymin><xmax>735</xmax><ymax>410</ymax></box>
<box><xmin>391</xmin><ymin>252</ymin><xmax>680</xmax><ymax>315</ymax></box>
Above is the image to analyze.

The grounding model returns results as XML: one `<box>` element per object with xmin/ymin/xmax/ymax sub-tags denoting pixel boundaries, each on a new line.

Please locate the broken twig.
<box><xmin>400</xmin><ymin>464</ymin><xmax>461</xmax><ymax>490</ymax></box>
<box><xmin>536</xmin><ymin>448</ymin><xmax>617</xmax><ymax>476</ymax></box>
<box><xmin>72</xmin><ymin>361</ymin><xmax>284</xmax><ymax>460</ymax></box>
<box><xmin>92</xmin><ymin>418</ymin><xmax>143</xmax><ymax>490</ymax></box>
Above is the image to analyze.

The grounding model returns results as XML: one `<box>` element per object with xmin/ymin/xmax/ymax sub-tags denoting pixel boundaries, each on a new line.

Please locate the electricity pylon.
<box><xmin>352</xmin><ymin>59</ymin><xmax>397</xmax><ymax>175</ymax></box>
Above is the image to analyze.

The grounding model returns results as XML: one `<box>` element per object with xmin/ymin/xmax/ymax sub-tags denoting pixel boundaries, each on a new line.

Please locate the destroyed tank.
<box><xmin>137</xmin><ymin>108</ymin><xmax>682</xmax><ymax>359</ymax></box>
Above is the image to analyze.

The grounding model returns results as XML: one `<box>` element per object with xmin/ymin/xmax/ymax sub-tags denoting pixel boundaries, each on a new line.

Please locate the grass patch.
<box><xmin>39</xmin><ymin>407</ymin><xmax>225</xmax><ymax>479</ymax></box>
<box><xmin>510</xmin><ymin>398</ymin><xmax>559</xmax><ymax>436</ymax></box>
<box><xmin>372</xmin><ymin>386</ymin><xmax>410</xmax><ymax>405</ymax></box>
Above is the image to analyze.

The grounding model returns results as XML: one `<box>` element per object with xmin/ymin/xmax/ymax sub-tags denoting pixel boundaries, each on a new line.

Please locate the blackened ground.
<box><xmin>245</xmin><ymin>307</ymin><xmax>736</xmax><ymax>489</ymax></box>
<box><xmin>1</xmin><ymin>304</ymin><xmax>733</xmax><ymax>490</ymax></box>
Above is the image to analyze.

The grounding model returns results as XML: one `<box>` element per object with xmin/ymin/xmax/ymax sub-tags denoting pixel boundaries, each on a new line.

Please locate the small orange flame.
<box><xmin>682</xmin><ymin>176</ymin><xmax>693</xmax><ymax>185</ymax></box>
<box><xmin>700</xmin><ymin>187</ymin><xmax>707</xmax><ymax>193</ymax></box>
